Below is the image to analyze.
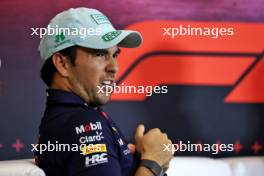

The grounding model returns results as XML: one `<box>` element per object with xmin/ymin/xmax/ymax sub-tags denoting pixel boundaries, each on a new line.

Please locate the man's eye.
<box><xmin>113</xmin><ymin>53</ymin><xmax>119</xmax><ymax>59</ymax></box>
<box><xmin>95</xmin><ymin>53</ymin><xmax>105</xmax><ymax>57</ymax></box>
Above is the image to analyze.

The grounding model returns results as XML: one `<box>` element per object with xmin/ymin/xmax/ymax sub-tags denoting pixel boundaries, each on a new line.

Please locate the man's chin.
<box><xmin>94</xmin><ymin>93</ymin><xmax>111</xmax><ymax>106</ymax></box>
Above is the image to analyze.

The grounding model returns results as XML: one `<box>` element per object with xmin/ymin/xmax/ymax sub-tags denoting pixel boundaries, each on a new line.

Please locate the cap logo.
<box><xmin>91</xmin><ymin>14</ymin><xmax>110</xmax><ymax>24</ymax></box>
<box><xmin>102</xmin><ymin>31</ymin><xmax>122</xmax><ymax>41</ymax></box>
<box><xmin>55</xmin><ymin>32</ymin><xmax>65</xmax><ymax>43</ymax></box>
<box><xmin>54</xmin><ymin>32</ymin><xmax>70</xmax><ymax>48</ymax></box>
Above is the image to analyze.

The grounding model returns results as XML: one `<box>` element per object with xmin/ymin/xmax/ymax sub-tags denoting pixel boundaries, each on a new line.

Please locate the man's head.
<box><xmin>39</xmin><ymin>7</ymin><xmax>142</xmax><ymax>107</ymax></box>
<box><xmin>41</xmin><ymin>45</ymin><xmax>120</xmax><ymax>107</ymax></box>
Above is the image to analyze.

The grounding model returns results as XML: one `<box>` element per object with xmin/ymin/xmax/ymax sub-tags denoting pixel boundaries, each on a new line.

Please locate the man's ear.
<box><xmin>52</xmin><ymin>53</ymin><xmax>71</xmax><ymax>77</ymax></box>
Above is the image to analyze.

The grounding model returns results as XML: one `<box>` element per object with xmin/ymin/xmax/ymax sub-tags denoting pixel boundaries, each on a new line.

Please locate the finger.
<box><xmin>162</xmin><ymin>133</ymin><xmax>168</xmax><ymax>139</ymax></box>
<box><xmin>127</xmin><ymin>144</ymin><xmax>136</xmax><ymax>154</ymax></box>
<box><xmin>135</xmin><ymin>124</ymin><xmax>145</xmax><ymax>141</ymax></box>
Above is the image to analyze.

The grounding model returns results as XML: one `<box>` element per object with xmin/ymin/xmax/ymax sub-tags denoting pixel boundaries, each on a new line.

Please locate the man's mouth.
<box><xmin>101</xmin><ymin>80</ymin><xmax>114</xmax><ymax>86</ymax></box>
<box><xmin>98</xmin><ymin>80</ymin><xmax>115</xmax><ymax>96</ymax></box>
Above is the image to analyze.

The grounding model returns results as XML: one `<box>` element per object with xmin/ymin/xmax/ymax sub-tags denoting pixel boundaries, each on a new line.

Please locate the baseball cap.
<box><xmin>38</xmin><ymin>7</ymin><xmax>142</xmax><ymax>61</ymax></box>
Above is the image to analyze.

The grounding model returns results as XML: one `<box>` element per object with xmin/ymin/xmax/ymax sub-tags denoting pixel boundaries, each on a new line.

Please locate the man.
<box><xmin>36</xmin><ymin>7</ymin><xmax>173</xmax><ymax>176</ymax></box>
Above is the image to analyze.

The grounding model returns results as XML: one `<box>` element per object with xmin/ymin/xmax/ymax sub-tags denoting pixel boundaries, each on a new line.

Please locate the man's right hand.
<box><xmin>134</xmin><ymin>124</ymin><xmax>174</xmax><ymax>167</ymax></box>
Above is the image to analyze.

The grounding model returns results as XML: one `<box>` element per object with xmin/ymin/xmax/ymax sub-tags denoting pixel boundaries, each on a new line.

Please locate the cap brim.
<box><xmin>76</xmin><ymin>30</ymin><xmax>142</xmax><ymax>49</ymax></box>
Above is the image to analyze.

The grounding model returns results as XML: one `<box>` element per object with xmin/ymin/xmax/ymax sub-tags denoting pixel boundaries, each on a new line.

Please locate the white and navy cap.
<box><xmin>38</xmin><ymin>7</ymin><xmax>142</xmax><ymax>61</ymax></box>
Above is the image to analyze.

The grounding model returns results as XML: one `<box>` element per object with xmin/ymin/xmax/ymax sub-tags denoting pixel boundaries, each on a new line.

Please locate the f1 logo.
<box><xmin>111</xmin><ymin>21</ymin><xmax>264</xmax><ymax>103</ymax></box>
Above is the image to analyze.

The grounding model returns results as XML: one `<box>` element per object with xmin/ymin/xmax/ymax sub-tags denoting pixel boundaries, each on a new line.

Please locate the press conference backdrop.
<box><xmin>0</xmin><ymin>0</ymin><xmax>263</xmax><ymax>160</ymax></box>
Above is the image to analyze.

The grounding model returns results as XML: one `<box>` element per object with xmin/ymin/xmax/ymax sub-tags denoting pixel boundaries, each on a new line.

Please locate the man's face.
<box><xmin>67</xmin><ymin>46</ymin><xmax>120</xmax><ymax>107</ymax></box>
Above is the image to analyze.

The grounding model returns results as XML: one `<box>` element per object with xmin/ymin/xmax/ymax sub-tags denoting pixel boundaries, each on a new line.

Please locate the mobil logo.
<box><xmin>75</xmin><ymin>122</ymin><xmax>102</xmax><ymax>135</ymax></box>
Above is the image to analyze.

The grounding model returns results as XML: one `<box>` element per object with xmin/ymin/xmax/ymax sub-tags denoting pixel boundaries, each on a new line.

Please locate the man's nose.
<box><xmin>106</xmin><ymin>56</ymin><xmax>119</xmax><ymax>75</ymax></box>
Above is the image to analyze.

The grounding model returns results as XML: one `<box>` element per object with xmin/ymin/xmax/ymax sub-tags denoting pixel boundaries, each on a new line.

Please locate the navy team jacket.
<box><xmin>35</xmin><ymin>89</ymin><xmax>138</xmax><ymax>176</ymax></box>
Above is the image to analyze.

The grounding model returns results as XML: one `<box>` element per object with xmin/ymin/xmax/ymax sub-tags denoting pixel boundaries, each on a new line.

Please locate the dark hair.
<box><xmin>40</xmin><ymin>46</ymin><xmax>78</xmax><ymax>87</ymax></box>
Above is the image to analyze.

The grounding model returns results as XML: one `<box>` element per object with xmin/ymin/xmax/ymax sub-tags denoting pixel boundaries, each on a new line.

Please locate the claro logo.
<box><xmin>75</xmin><ymin>122</ymin><xmax>102</xmax><ymax>135</ymax></box>
<box><xmin>111</xmin><ymin>21</ymin><xmax>264</xmax><ymax>103</ymax></box>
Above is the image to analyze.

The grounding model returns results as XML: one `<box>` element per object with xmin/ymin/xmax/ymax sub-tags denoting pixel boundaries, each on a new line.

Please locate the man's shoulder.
<box><xmin>66</xmin><ymin>107</ymin><xmax>102</xmax><ymax>121</ymax></box>
<box><xmin>41</xmin><ymin>106</ymin><xmax>108</xmax><ymax>136</ymax></box>
<box><xmin>45</xmin><ymin>104</ymin><xmax>102</xmax><ymax>122</ymax></box>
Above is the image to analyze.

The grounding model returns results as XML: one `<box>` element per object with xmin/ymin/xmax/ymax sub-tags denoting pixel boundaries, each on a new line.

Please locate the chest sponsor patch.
<box><xmin>85</xmin><ymin>153</ymin><xmax>108</xmax><ymax>167</ymax></box>
<box><xmin>79</xmin><ymin>131</ymin><xmax>104</xmax><ymax>144</ymax></box>
<box><xmin>123</xmin><ymin>148</ymin><xmax>131</xmax><ymax>155</ymax></box>
<box><xmin>118</xmin><ymin>138</ymin><xmax>125</xmax><ymax>146</ymax></box>
<box><xmin>81</xmin><ymin>143</ymin><xmax>107</xmax><ymax>155</ymax></box>
<box><xmin>75</xmin><ymin>122</ymin><xmax>102</xmax><ymax>135</ymax></box>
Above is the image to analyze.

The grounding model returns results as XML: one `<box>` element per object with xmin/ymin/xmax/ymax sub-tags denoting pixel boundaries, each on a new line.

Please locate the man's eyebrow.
<box><xmin>89</xmin><ymin>48</ymin><xmax>108</xmax><ymax>54</ymax></box>
<box><xmin>114</xmin><ymin>48</ymin><xmax>121</xmax><ymax>56</ymax></box>
<box><xmin>89</xmin><ymin>48</ymin><xmax>121</xmax><ymax>56</ymax></box>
